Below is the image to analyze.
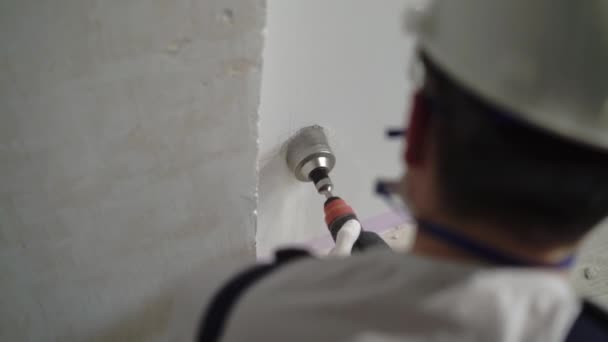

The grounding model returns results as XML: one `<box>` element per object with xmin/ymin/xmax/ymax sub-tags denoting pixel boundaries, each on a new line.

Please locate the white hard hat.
<box><xmin>412</xmin><ymin>0</ymin><xmax>608</xmax><ymax>150</ymax></box>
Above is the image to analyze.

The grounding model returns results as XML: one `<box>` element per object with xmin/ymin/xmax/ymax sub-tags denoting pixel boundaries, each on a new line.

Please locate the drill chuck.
<box><xmin>286</xmin><ymin>125</ymin><xmax>336</xmax><ymax>185</ymax></box>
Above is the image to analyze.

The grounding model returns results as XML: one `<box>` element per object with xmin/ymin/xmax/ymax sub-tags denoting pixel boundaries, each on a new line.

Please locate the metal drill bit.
<box><xmin>320</xmin><ymin>189</ymin><xmax>334</xmax><ymax>199</ymax></box>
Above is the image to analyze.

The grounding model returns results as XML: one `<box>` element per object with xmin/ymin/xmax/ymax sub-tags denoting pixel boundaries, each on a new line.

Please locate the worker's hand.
<box><xmin>328</xmin><ymin>219</ymin><xmax>361</xmax><ymax>257</ymax></box>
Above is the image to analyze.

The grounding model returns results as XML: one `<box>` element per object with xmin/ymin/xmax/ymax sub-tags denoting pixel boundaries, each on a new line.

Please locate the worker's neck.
<box><xmin>410</xmin><ymin>216</ymin><xmax>577</xmax><ymax>272</ymax></box>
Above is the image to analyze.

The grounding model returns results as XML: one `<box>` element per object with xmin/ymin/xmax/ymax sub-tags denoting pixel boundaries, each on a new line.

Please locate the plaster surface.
<box><xmin>0</xmin><ymin>1</ymin><xmax>265</xmax><ymax>340</ymax></box>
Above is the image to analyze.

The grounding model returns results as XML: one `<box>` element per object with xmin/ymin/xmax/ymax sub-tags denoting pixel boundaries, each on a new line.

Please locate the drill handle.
<box><xmin>352</xmin><ymin>230</ymin><xmax>389</xmax><ymax>252</ymax></box>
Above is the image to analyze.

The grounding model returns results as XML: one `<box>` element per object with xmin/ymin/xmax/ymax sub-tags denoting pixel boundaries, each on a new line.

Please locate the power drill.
<box><xmin>286</xmin><ymin>125</ymin><xmax>389</xmax><ymax>252</ymax></box>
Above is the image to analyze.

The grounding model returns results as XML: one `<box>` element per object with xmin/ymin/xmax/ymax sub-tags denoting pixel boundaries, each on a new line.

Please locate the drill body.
<box><xmin>285</xmin><ymin>125</ymin><xmax>389</xmax><ymax>254</ymax></box>
<box><xmin>324</xmin><ymin>196</ymin><xmax>389</xmax><ymax>253</ymax></box>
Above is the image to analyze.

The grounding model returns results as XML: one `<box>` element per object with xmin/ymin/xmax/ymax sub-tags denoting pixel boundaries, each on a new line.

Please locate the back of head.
<box><xmin>423</xmin><ymin>55</ymin><xmax>608</xmax><ymax>247</ymax></box>
<box><xmin>408</xmin><ymin>0</ymin><xmax>608</xmax><ymax>246</ymax></box>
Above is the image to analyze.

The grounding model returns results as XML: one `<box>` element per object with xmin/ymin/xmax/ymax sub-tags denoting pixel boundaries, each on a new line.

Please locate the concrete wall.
<box><xmin>0</xmin><ymin>1</ymin><xmax>264</xmax><ymax>340</ymax></box>
<box><xmin>258</xmin><ymin>0</ymin><xmax>414</xmax><ymax>257</ymax></box>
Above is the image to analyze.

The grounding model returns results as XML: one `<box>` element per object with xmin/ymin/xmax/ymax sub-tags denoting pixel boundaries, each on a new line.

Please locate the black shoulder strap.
<box><xmin>566</xmin><ymin>300</ymin><xmax>608</xmax><ymax>341</ymax></box>
<box><xmin>197</xmin><ymin>249</ymin><xmax>311</xmax><ymax>342</ymax></box>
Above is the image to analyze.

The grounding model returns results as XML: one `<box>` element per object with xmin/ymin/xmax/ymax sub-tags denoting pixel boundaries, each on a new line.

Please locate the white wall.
<box><xmin>0</xmin><ymin>1</ymin><xmax>264</xmax><ymax>340</ymax></box>
<box><xmin>258</xmin><ymin>0</ymin><xmax>416</xmax><ymax>257</ymax></box>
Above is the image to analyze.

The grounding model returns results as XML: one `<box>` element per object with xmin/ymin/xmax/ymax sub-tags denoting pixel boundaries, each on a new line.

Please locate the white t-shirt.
<box><xmin>170</xmin><ymin>250</ymin><xmax>580</xmax><ymax>342</ymax></box>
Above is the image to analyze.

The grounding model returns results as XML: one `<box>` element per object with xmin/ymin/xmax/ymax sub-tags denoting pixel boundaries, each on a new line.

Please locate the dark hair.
<box><xmin>422</xmin><ymin>55</ymin><xmax>608</xmax><ymax>246</ymax></box>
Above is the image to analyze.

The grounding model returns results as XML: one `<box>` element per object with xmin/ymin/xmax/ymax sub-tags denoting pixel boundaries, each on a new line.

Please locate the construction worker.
<box><xmin>172</xmin><ymin>1</ymin><xmax>608</xmax><ymax>341</ymax></box>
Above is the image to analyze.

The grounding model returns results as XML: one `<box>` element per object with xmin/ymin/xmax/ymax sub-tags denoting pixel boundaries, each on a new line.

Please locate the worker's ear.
<box><xmin>404</xmin><ymin>91</ymin><xmax>432</xmax><ymax>166</ymax></box>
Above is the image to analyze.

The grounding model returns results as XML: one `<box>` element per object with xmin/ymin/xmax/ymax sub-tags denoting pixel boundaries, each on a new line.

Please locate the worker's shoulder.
<box><xmin>221</xmin><ymin>251</ymin><xmax>580</xmax><ymax>341</ymax></box>
<box><xmin>168</xmin><ymin>257</ymin><xmax>255</xmax><ymax>341</ymax></box>
<box><xmin>220</xmin><ymin>251</ymin><xmax>480</xmax><ymax>340</ymax></box>
<box><xmin>247</xmin><ymin>249</ymin><xmax>476</xmax><ymax>303</ymax></box>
